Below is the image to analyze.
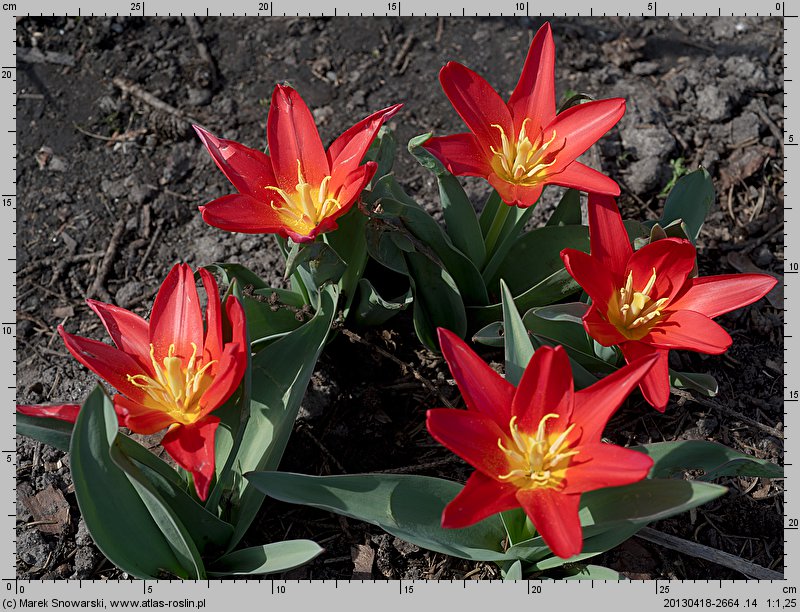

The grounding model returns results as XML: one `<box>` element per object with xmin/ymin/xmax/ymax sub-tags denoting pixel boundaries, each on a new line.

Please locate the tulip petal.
<box><xmin>586</xmin><ymin>193</ymin><xmax>632</xmax><ymax>276</ymax></box>
<box><xmin>198</xmin><ymin>342</ymin><xmax>246</xmax><ymax>419</ymax></box>
<box><xmin>327</xmin><ymin>103</ymin><xmax>403</xmax><ymax>183</ymax></box>
<box><xmin>59</xmin><ymin>326</ymin><xmax>149</xmax><ymax>402</ymax></box>
<box><xmin>200</xmin><ymin>193</ymin><xmax>289</xmax><ymax>235</ymax></box>
<box><xmin>562</xmin><ymin>443</ymin><xmax>653</xmax><ymax>494</ymax></box>
<box><xmin>329</xmin><ymin>161</ymin><xmax>376</xmax><ymax>218</ymax></box>
<box><xmin>439</xmin><ymin>61</ymin><xmax>514</xmax><ymax>151</ymax></box>
<box><xmin>516</xmin><ymin>488</ymin><xmax>582</xmax><ymax>559</ymax></box>
<box><xmin>268</xmin><ymin>85</ymin><xmax>329</xmax><ymax>192</ymax></box>
<box><xmin>560</xmin><ymin>248</ymin><xmax>617</xmax><ymax>308</ymax></box>
<box><xmin>115</xmin><ymin>395</ymin><xmax>176</xmax><ymax>434</ymax></box>
<box><xmin>582</xmin><ymin>304</ymin><xmax>628</xmax><ymax>347</ymax></box>
<box><xmin>17</xmin><ymin>404</ymin><xmax>81</xmax><ymax>423</ymax></box>
<box><xmin>86</xmin><ymin>299</ymin><xmax>151</xmax><ymax>370</ymax></box>
<box><xmin>545</xmin><ymin>98</ymin><xmax>625</xmax><ymax>173</ymax></box>
<box><xmin>487</xmin><ymin>173</ymin><xmax>544</xmax><ymax>208</ymax></box>
<box><xmin>161</xmin><ymin>416</ymin><xmax>220</xmax><ymax>501</ymax></box>
<box><xmin>548</xmin><ymin>162</ymin><xmax>620</xmax><ymax>197</ymax></box>
<box><xmin>441</xmin><ymin>470</ymin><xmax>520</xmax><ymax>529</ymax></box>
<box><xmin>627</xmin><ymin>238</ymin><xmax>696</xmax><ymax>303</ymax></box>
<box><xmin>149</xmin><ymin>264</ymin><xmax>204</xmax><ymax>364</ymax></box>
<box><xmin>512</xmin><ymin>345</ymin><xmax>574</xmax><ymax>432</ymax></box>
<box><xmin>193</xmin><ymin>125</ymin><xmax>276</xmax><ymax>197</ymax></box>
<box><xmin>572</xmin><ymin>349</ymin><xmax>660</xmax><ymax>439</ymax></box>
<box><xmin>437</xmin><ymin>328</ymin><xmax>514</xmax><ymax>426</ymax></box>
<box><xmin>422</xmin><ymin>133</ymin><xmax>492</xmax><ymax>177</ymax></box>
<box><xmin>669</xmin><ymin>273</ymin><xmax>778</xmax><ymax>319</ymax></box>
<box><xmin>620</xmin><ymin>342</ymin><xmax>670</xmax><ymax>411</ymax></box>
<box><xmin>198</xmin><ymin>268</ymin><xmax>223</xmax><ymax>363</ymax></box>
<box><xmin>426</xmin><ymin>408</ymin><xmax>511</xmax><ymax>481</ymax></box>
<box><xmin>508</xmin><ymin>22</ymin><xmax>556</xmax><ymax>135</ymax></box>
<box><xmin>646</xmin><ymin>310</ymin><xmax>732</xmax><ymax>354</ymax></box>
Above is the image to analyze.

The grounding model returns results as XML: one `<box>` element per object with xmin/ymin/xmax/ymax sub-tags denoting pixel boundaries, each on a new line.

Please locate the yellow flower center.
<box><xmin>127</xmin><ymin>343</ymin><xmax>217</xmax><ymax>425</ymax></box>
<box><xmin>497</xmin><ymin>414</ymin><xmax>579</xmax><ymax>490</ymax></box>
<box><xmin>489</xmin><ymin>119</ymin><xmax>564</xmax><ymax>185</ymax></box>
<box><xmin>607</xmin><ymin>268</ymin><xmax>670</xmax><ymax>340</ymax></box>
<box><xmin>266</xmin><ymin>160</ymin><xmax>343</xmax><ymax>237</ymax></box>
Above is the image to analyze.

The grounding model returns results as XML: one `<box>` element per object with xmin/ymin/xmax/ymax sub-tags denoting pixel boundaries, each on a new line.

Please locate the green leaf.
<box><xmin>285</xmin><ymin>241</ymin><xmax>347</xmax><ymax>289</ymax></box>
<box><xmin>479</xmin><ymin>190</ymin><xmax>502</xmax><ymax>238</ymax></box>
<box><xmin>353</xmin><ymin>278</ymin><xmax>413</xmax><ymax>326</ymax></box>
<box><xmin>364</xmin><ymin>125</ymin><xmax>397</xmax><ymax>182</ymax></box>
<box><xmin>226</xmin><ymin>286</ymin><xmax>338</xmax><ymax>548</ymax></box>
<box><xmin>669</xmin><ymin>370</ymin><xmax>718</xmax><ymax>397</ymax></box>
<box><xmin>523</xmin><ymin>304</ymin><xmax>617</xmax><ymax>375</ymax></box>
<box><xmin>70</xmin><ymin>387</ymin><xmax>188</xmax><ymax>579</ymax></box>
<box><xmin>472</xmin><ymin>321</ymin><xmax>504</xmax><ymax>348</ymax></box>
<box><xmin>660</xmin><ymin>167</ymin><xmax>714</xmax><ymax>242</ymax></box>
<box><xmin>208</xmin><ymin>540</ymin><xmax>324</xmax><ymax>577</ymax></box>
<box><xmin>324</xmin><ymin>208</ymin><xmax>369</xmax><ymax>316</ymax></box>
<box><xmin>486</xmin><ymin>225</ymin><xmax>589</xmax><ymax>294</ymax></box>
<box><xmin>115</xmin><ymin>435</ymin><xmax>234</xmax><ymax>554</ymax></box>
<box><xmin>480</xmin><ymin>206</ymin><xmax>534</xmax><ymax>288</ymax></box>
<box><xmin>109</xmin><ymin>440</ymin><xmax>206</xmax><ymax>579</ymax></box>
<box><xmin>16</xmin><ymin>413</ymin><xmax>73</xmax><ymax>452</ymax></box>
<box><xmin>408</xmin><ymin>133</ymin><xmax>486</xmax><ymax>268</ymax></box>
<box><xmin>406</xmin><ymin>251</ymin><xmax>468</xmax><ymax>350</ymax></box>
<box><xmin>246</xmin><ymin>472</ymin><xmax>512</xmax><ymax>562</ymax></box>
<box><xmin>501</xmin><ymin>560</ymin><xmax>524</xmax><ymax>580</ymax></box>
<box><xmin>500</xmin><ymin>280</ymin><xmax>533</xmax><ymax>386</ymax></box>
<box><xmin>633</xmin><ymin>440</ymin><xmax>783</xmax><ymax>481</ymax></box>
<box><xmin>546</xmin><ymin>189</ymin><xmax>582</xmax><ymax>227</ymax></box>
<box><xmin>548</xmin><ymin>564</ymin><xmax>629</xmax><ymax>580</ymax></box>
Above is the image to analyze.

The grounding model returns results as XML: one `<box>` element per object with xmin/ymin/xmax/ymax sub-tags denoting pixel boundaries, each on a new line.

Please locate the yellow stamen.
<box><xmin>267</xmin><ymin>160</ymin><xmax>343</xmax><ymax>236</ymax></box>
<box><xmin>488</xmin><ymin>119</ymin><xmax>565</xmax><ymax>186</ymax></box>
<box><xmin>127</xmin><ymin>343</ymin><xmax>217</xmax><ymax>425</ymax></box>
<box><xmin>608</xmin><ymin>268</ymin><xmax>670</xmax><ymax>340</ymax></box>
<box><xmin>496</xmin><ymin>414</ymin><xmax>578</xmax><ymax>490</ymax></box>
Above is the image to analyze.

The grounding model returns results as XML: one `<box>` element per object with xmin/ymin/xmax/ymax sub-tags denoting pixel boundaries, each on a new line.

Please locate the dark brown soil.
<box><xmin>16</xmin><ymin>16</ymin><xmax>784</xmax><ymax>580</ymax></box>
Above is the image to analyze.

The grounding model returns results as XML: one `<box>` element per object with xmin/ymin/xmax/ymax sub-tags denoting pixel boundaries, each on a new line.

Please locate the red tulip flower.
<box><xmin>427</xmin><ymin>328</ymin><xmax>658</xmax><ymax>558</ymax></box>
<box><xmin>561</xmin><ymin>194</ymin><xmax>777</xmax><ymax>411</ymax></box>
<box><xmin>422</xmin><ymin>22</ymin><xmax>624</xmax><ymax>207</ymax></box>
<box><xmin>195</xmin><ymin>85</ymin><xmax>402</xmax><ymax>243</ymax></box>
<box><xmin>19</xmin><ymin>264</ymin><xmax>248</xmax><ymax>500</ymax></box>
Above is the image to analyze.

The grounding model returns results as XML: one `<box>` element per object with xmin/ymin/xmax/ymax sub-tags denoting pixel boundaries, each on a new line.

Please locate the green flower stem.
<box><xmin>483</xmin><ymin>197</ymin><xmax>512</xmax><ymax>258</ymax></box>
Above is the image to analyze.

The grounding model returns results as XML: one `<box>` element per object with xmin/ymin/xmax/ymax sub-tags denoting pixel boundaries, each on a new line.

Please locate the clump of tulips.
<box><xmin>19</xmin><ymin>22</ymin><xmax>781</xmax><ymax>579</ymax></box>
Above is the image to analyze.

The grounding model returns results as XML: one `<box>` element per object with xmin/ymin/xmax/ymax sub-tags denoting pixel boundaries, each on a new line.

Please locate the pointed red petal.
<box><xmin>198</xmin><ymin>342</ymin><xmax>246</xmax><ymax>419</ymax></box>
<box><xmin>512</xmin><ymin>345</ymin><xmax>574</xmax><ymax>432</ymax></box>
<box><xmin>327</xmin><ymin>103</ymin><xmax>403</xmax><ymax>185</ymax></box>
<box><xmin>161</xmin><ymin>417</ymin><xmax>220</xmax><ymax>501</ymax></box>
<box><xmin>149</xmin><ymin>264</ymin><xmax>204</xmax><ymax>364</ymax></box>
<box><xmin>545</xmin><ymin>98</ymin><xmax>625</xmax><ymax>173</ymax></box>
<box><xmin>516</xmin><ymin>488</ymin><xmax>582</xmax><ymax>559</ymax></box>
<box><xmin>328</xmin><ymin>161</ymin><xmax>376</xmax><ymax>219</ymax></box>
<box><xmin>193</xmin><ymin>125</ymin><xmax>276</xmax><ymax>197</ymax></box>
<box><xmin>548</xmin><ymin>161</ymin><xmax>620</xmax><ymax>196</ymax></box>
<box><xmin>198</xmin><ymin>268</ymin><xmax>223</xmax><ymax>363</ymax></box>
<box><xmin>582</xmin><ymin>304</ymin><xmax>627</xmax><ymax>346</ymax></box>
<box><xmin>441</xmin><ymin>471</ymin><xmax>520</xmax><ymax>529</ymax></box>
<box><xmin>669</xmin><ymin>273</ymin><xmax>777</xmax><ymax>319</ymax></box>
<box><xmin>439</xmin><ymin>62</ymin><xmax>514</xmax><ymax>151</ymax></box>
<box><xmin>562</xmin><ymin>443</ymin><xmax>653</xmax><ymax>494</ymax></box>
<box><xmin>508</xmin><ymin>22</ymin><xmax>556</xmax><ymax>134</ymax></box>
<box><xmin>17</xmin><ymin>404</ymin><xmax>81</xmax><ymax>423</ymax></box>
<box><xmin>627</xmin><ymin>238</ymin><xmax>695</xmax><ymax>303</ymax></box>
<box><xmin>487</xmin><ymin>173</ymin><xmax>543</xmax><ymax>208</ymax></box>
<box><xmin>572</xmin><ymin>349</ymin><xmax>660</xmax><ymax>438</ymax></box>
<box><xmin>268</xmin><ymin>85</ymin><xmax>329</xmax><ymax>191</ymax></box>
<box><xmin>114</xmin><ymin>395</ymin><xmax>175</xmax><ymax>434</ymax></box>
<box><xmin>437</xmin><ymin>328</ymin><xmax>514</xmax><ymax>426</ymax></box>
<box><xmin>86</xmin><ymin>299</ymin><xmax>151</xmax><ymax>370</ymax></box>
<box><xmin>587</xmin><ymin>193</ymin><xmax>632</xmax><ymax>275</ymax></box>
<box><xmin>646</xmin><ymin>310</ymin><xmax>732</xmax><ymax>354</ymax></box>
<box><xmin>426</xmin><ymin>408</ymin><xmax>511</xmax><ymax>481</ymax></box>
<box><xmin>561</xmin><ymin>247</ymin><xmax>617</xmax><ymax>309</ymax></box>
<box><xmin>422</xmin><ymin>133</ymin><xmax>492</xmax><ymax>177</ymax></box>
<box><xmin>200</xmin><ymin>193</ymin><xmax>288</xmax><ymax>235</ymax></box>
<box><xmin>59</xmin><ymin>326</ymin><xmax>148</xmax><ymax>402</ymax></box>
<box><xmin>620</xmin><ymin>343</ymin><xmax>670</xmax><ymax>411</ymax></box>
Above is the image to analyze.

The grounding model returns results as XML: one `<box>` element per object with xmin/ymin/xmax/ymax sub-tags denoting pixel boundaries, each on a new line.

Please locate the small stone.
<box><xmin>392</xmin><ymin>537</ymin><xmax>419</xmax><ymax>557</ymax></box>
<box><xmin>187</xmin><ymin>87</ymin><xmax>212</xmax><ymax>107</ymax></box>
<box><xmin>114</xmin><ymin>280</ymin><xmax>144</xmax><ymax>308</ymax></box>
<box><xmin>632</xmin><ymin>61</ymin><xmax>659</xmax><ymax>76</ymax></box>
<box><xmin>128</xmin><ymin>183</ymin><xmax>155</xmax><ymax>206</ymax></box>
<box><xmin>754</xmin><ymin>245</ymin><xmax>774</xmax><ymax>268</ymax></box>
<box><xmin>75</xmin><ymin>518</ymin><xmax>93</xmax><ymax>547</ymax></box>
<box><xmin>17</xmin><ymin>529</ymin><xmax>52</xmax><ymax>566</ymax></box>
<box><xmin>73</xmin><ymin>546</ymin><xmax>98</xmax><ymax>579</ymax></box>
<box><xmin>312</xmin><ymin>105</ymin><xmax>334</xmax><ymax>126</ymax></box>
<box><xmin>696</xmin><ymin>85</ymin><xmax>733</xmax><ymax>122</ymax></box>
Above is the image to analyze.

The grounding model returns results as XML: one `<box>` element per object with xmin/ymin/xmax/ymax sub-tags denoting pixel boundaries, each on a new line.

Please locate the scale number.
<box><xmin>258</xmin><ymin>2</ymin><xmax>270</xmax><ymax>10</ymax></box>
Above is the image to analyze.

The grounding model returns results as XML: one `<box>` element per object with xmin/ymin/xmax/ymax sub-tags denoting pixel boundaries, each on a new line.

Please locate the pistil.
<box><xmin>489</xmin><ymin>119</ymin><xmax>565</xmax><ymax>186</ymax></box>
<box><xmin>266</xmin><ymin>161</ymin><xmax>342</xmax><ymax>235</ymax></box>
